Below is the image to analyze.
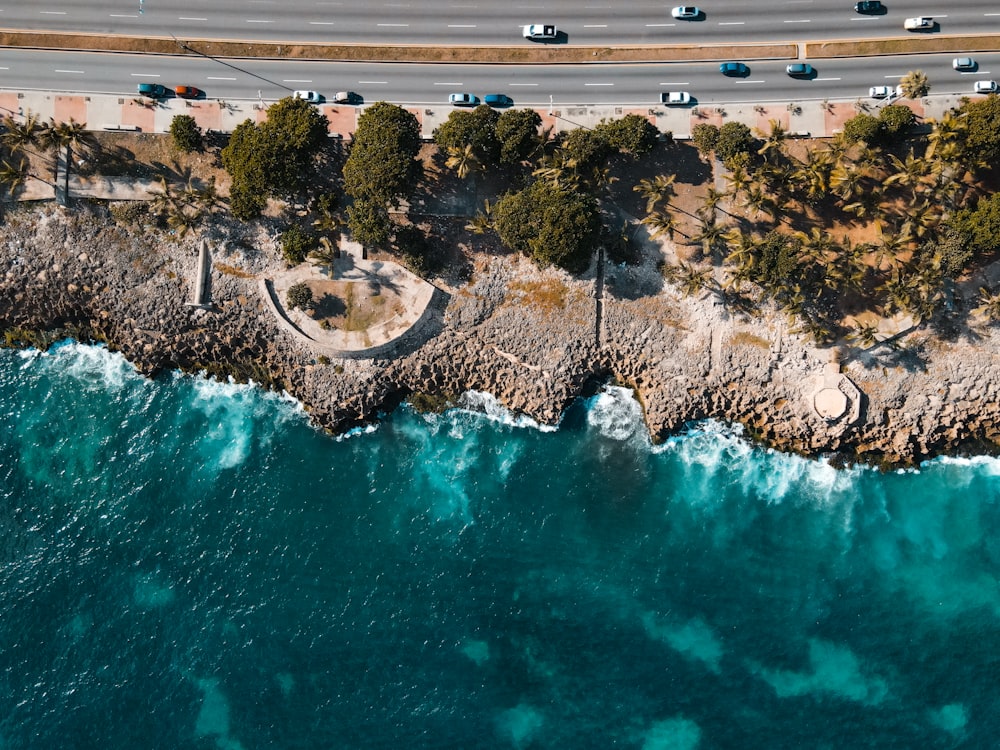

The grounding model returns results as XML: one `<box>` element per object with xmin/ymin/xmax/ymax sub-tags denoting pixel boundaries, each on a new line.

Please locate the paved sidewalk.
<box><xmin>0</xmin><ymin>87</ymin><xmax>973</xmax><ymax>147</ymax></box>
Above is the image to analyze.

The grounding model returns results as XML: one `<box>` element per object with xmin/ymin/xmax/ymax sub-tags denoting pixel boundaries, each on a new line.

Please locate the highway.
<box><xmin>0</xmin><ymin>47</ymin><xmax>996</xmax><ymax>107</ymax></box>
<box><xmin>3</xmin><ymin>0</ymin><xmax>1000</xmax><ymax>45</ymax></box>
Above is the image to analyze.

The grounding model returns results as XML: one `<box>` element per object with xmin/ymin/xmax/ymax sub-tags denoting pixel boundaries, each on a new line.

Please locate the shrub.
<box><xmin>286</xmin><ymin>282</ymin><xmax>314</xmax><ymax>310</ymax></box>
<box><xmin>595</xmin><ymin>114</ymin><xmax>659</xmax><ymax>155</ymax></box>
<box><xmin>108</xmin><ymin>201</ymin><xmax>149</xmax><ymax>225</ymax></box>
<box><xmin>169</xmin><ymin>114</ymin><xmax>203</xmax><ymax>152</ymax></box>
<box><xmin>496</xmin><ymin>108</ymin><xmax>543</xmax><ymax>164</ymax></box>
<box><xmin>878</xmin><ymin>105</ymin><xmax>916</xmax><ymax>142</ymax></box>
<box><xmin>842</xmin><ymin>113</ymin><xmax>882</xmax><ymax>144</ymax></box>
<box><xmin>280</xmin><ymin>224</ymin><xmax>317</xmax><ymax>265</ymax></box>
<box><xmin>716</xmin><ymin>122</ymin><xmax>756</xmax><ymax>167</ymax></box>
<box><xmin>691</xmin><ymin>123</ymin><xmax>720</xmax><ymax>156</ymax></box>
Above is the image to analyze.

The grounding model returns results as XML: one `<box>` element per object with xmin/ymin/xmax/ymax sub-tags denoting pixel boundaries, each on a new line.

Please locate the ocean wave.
<box><xmin>40</xmin><ymin>341</ymin><xmax>142</xmax><ymax>392</ymax></box>
<box><xmin>454</xmin><ymin>390</ymin><xmax>558</xmax><ymax>432</ymax></box>
<box><xmin>584</xmin><ymin>385</ymin><xmax>645</xmax><ymax>442</ymax></box>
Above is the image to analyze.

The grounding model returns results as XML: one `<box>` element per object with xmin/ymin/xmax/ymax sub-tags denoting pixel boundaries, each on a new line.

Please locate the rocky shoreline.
<box><xmin>4</xmin><ymin>203</ymin><xmax>1000</xmax><ymax>467</ymax></box>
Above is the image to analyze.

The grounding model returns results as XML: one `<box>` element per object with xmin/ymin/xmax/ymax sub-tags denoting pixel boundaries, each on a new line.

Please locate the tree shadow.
<box><xmin>312</xmin><ymin>292</ymin><xmax>347</xmax><ymax>319</ymax></box>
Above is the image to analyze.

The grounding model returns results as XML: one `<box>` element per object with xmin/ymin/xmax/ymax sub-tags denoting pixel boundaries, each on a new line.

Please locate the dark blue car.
<box><xmin>484</xmin><ymin>94</ymin><xmax>513</xmax><ymax>108</ymax></box>
<box><xmin>719</xmin><ymin>62</ymin><xmax>749</xmax><ymax>77</ymax></box>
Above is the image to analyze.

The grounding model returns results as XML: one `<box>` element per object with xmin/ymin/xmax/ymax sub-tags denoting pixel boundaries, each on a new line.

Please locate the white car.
<box><xmin>660</xmin><ymin>91</ymin><xmax>691</xmax><ymax>105</ymax></box>
<box><xmin>903</xmin><ymin>17</ymin><xmax>934</xmax><ymax>31</ymax></box>
<box><xmin>671</xmin><ymin>6</ymin><xmax>701</xmax><ymax>19</ymax></box>
<box><xmin>522</xmin><ymin>24</ymin><xmax>557</xmax><ymax>40</ymax></box>
<box><xmin>869</xmin><ymin>85</ymin><xmax>893</xmax><ymax>99</ymax></box>
<box><xmin>449</xmin><ymin>92</ymin><xmax>479</xmax><ymax>106</ymax></box>
<box><xmin>293</xmin><ymin>90</ymin><xmax>323</xmax><ymax>103</ymax></box>
<box><xmin>974</xmin><ymin>80</ymin><xmax>998</xmax><ymax>94</ymax></box>
<box><xmin>953</xmin><ymin>57</ymin><xmax>976</xmax><ymax>72</ymax></box>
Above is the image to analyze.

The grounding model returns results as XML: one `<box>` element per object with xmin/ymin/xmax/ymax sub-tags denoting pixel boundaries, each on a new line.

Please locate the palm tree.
<box><xmin>692</xmin><ymin>218</ymin><xmax>728</xmax><ymax>257</ymax></box>
<box><xmin>974</xmin><ymin>287</ymin><xmax>1000</xmax><ymax>322</ymax></box>
<box><xmin>445</xmin><ymin>144</ymin><xmax>482</xmax><ymax>180</ymax></box>
<box><xmin>148</xmin><ymin>175</ymin><xmax>179</xmax><ymax>218</ymax></box>
<box><xmin>1</xmin><ymin>113</ymin><xmax>42</xmax><ymax>157</ymax></box>
<box><xmin>697</xmin><ymin>186</ymin><xmax>728</xmax><ymax>220</ymax></box>
<box><xmin>166</xmin><ymin>206</ymin><xmax>203</xmax><ymax>237</ymax></box>
<box><xmin>465</xmin><ymin>200</ymin><xmax>494</xmax><ymax>234</ymax></box>
<box><xmin>884</xmin><ymin>152</ymin><xmax>931</xmax><ymax>200</ymax></box>
<box><xmin>633</xmin><ymin>174</ymin><xmax>677</xmax><ymax>214</ymax></box>
<box><xmin>0</xmin><ymin>158</ymin><xmax>29</xmax><ymax>196</ymax></box>
<box><xmin>924</xmin><ymin>111</ymin><xmax>966</xmax><ymax>162</ymax></box>
<box><xmin>532</xmin><ymin>149</ymin><xmax>579</xmax><ymax>189</ymax></box>
<box><xmin>872</xmin><ymin>224</ymin><xmax>913</xmax><ymax>269</ymax></box>
<box><xmin>641</xmin><ymin>209</ymin><xmax>680</xmax><ymax>240</ymax></box>
<box><xmin>37</xmin><ymin>118</ymin><xmax>93</xmax><ymax>200</ymax></box>
<box><xmin>829</xmin><ymin>162</ymin><xmax>869</xmax><ymax>203</ymax></box>
<box><xmin>672</xmin><ymin>262</ymin><xmax>714</xmax><ymax>297</ymax></box>
<box><xmin>722</xmin><ymin>164</ymin><xmax>750</xmax><ymax>200</ymax></box>
<box><xmin>795</xmin><ymin>227</ymin><xmax>838</xmax><ymax>264</ymax></box>
<box><xmin>848</xmin><ymin>319</ymin><xmax>881</xmax><ymax>348</ymax></box>
<box><xmin>898</xmin><ymin>70</ymin><xmax>930</xmax><ymax>99</ymax></box>
<box><xmin>756</xmin><ymin>119</ymin><xmax>788</xmax><ymax>162</ymax></box>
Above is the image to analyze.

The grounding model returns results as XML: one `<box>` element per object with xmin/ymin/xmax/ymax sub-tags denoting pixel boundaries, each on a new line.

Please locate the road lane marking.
<box><xmin>961</xmin><ymin>70</ymin><xmax>990</xmax><ymax>75</ymax></box>
<box><xmin>448</xmin><ymin>24</ymin><xmax>477</xmax><ymax>27</ymax></box>
<box><xmin>658</xmin><ymin>82</ymin><xmax>691</xmax><ymax>86</ymax></box>
<box><xmin>850</xmin><ymin>17</ymin><xmax>877</xmax><ymax>20</ymax></box>
<box><xmin>583</xmin><ymin>25</ymin><xmax>608</xmax><ymax>27</ymax></box>
<box><xmin>55</xmin><ymin>70</ymin><xmax>84</xmax><ymax>74</ymax></box>
<box><xmin>378</xmin><ymin>23</ymin><xmax>409</xmax><ymax>26</ymax></box>
<box><xmin>130</xmin><ymin>73</ymin><xmax>162</xmax><ymax>77</ymax></box>
<box><xmin>358</xmin><ymin>81</ymin><xmax>388</xmax><ymax>84</ymax></box>
<box><xmin>246</xmin><ymin>20</ymin><xmax>275</xmax><ymax>23</ymax></box>
<box><xmin>179</xmin><ymin>17</ymin><xmax>209</xmax><ymax>21</ymax></box>
<box><xmin>508</xmin><ymin>83</ymin><xmax>539</xmax><ymax>86</ymax></box>
<box><xmin>783</xmin><ymin>19</ymin><xmax>811</xmax><ymax>23</ymax></box>
<box><xmin>207</xmin><ymin>77</ymin><xmax>237</xmax><ymax>80</ymax></box>
<box><xmin>734</xmin><ymin>80</ymin><xmax>766</xmax><ymax>84</ymax></box>
<box><xmin>434</xmin><ymin>82</ymin><xmax>464</xmax><ymax>85</ymax></box>
<box><xmin>584</xmin><ymin>83</ymin><xmax>614</xmax><ymax>86</ymax></box>
<box><xmin>39</xmin><ymin>10</ymin><xmax>67</xmax><ymax>14</ymax></box>
<box><xmin>645</xmin><ymin>23</ymin><xmax>676</xmax><ymax>27</ymax></box>
<box><xmin>718</xmin><ymin>21</ymin><xmax>744</xmax><ymax>25</ymax></box>
<box><xmin>309</xmin><ymin>21</ymin><xmax>335</xmax><ymax>25</ymax></box>
<box><xmin>283</xmin><ymin>80</ymin><xmax>314</xmax><ymax>83</ymax></box>
<box><xmin>110</xmin><ymin>14</ymin><xmax>138</xmax><ymax>18</ymax></box>
<box><xmin>814</xmin><ymin>77</ymin><xmax>841</xmax><ymax>81</ymax></box>
<box><xmin>883</xmin><ymin>74</ymin><xmax>904</xmax><ymax>79</ymax></box>
<box><xmin>984</xmin><ymin>12</ymin><xmax>1000</xmax><ymax>16</ymax></box>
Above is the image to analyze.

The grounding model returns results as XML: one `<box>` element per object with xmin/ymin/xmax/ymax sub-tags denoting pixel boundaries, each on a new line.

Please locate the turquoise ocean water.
<box><xmin>1</xmin><ymin>342</ymin><xmax>998</xmax><ymax>749</ymax></box>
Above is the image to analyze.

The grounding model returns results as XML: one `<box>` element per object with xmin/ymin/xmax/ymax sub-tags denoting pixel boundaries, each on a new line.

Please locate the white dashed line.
<box><xmin>434</xmin><ymin>82</ymin><xmax>464</xmax><ymax>86</ymax></box>
<box><xmin>584</xmin><ymin>83</ymin><xmax>614</xmax><ymax>86</ymax></box>
<box><xmin>447</xmin><ymin>24</ymin><xmax>476</xmax><ymax>27</ymax></box>
<box><xmin>206</xmin><ymin>77</ymin><xmax>237</xmax><ymax>80</ymax></box>
<box><xmin>718</xmin><ymin>21</ymin><xmax>744</xmax><ymax>25</ymax></box>
<box><xmin>179</xmin><ymin>17</ymin><xmax>208</xmax><ymax>21</ymax></box>
<box><xmin>659</xmin><ymin>82</ymin><xmax>691</xmax><ymax>86</ymax></box>
<box><xmin>645</xmin><ymin>23</ymin><xmax>676</xmax><ymax>27</ymax></box>
<box><xmin>734</xmin><ymin>80</ymin><xmax>766</xmax><ymax>84</ymax></box>
<box><xmin>783</xmin><ymin>19</ymin><xmax>811</xmax><ymax>23</ymax></box>
<box><xmin>814</xmin><ymin>77</ymin><xmax>841</xmax><ymax>81</ymax></box>
<box><xmin>358</xmin><ymin>81</ymin><xmax>388</xmax><ymax>84</ymax></box>
<box><xmin>129</xmin><ymin>73</ymin><xmax>161</xmax><ymax>77</ymax></box>
<box><xmin>508</xmin><ymin>83</ymin><xmax>539</xmax><ymax>86</ymax></box>
<box><xmin>245</xmin><ymin>20</ymin><xmax>275</xmax><ymax>24</ymax></box>
<box><xmin>55</xmin><ymin>69</ymin><xmax>84</xmax><ymax>74</ymax></box>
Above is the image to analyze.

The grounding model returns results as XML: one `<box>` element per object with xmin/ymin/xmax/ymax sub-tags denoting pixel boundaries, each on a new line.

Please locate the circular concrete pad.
<box><xmin>814</xmin><ymin>387</ymin><xmax>848</xmax><ymax>420</ymax></box>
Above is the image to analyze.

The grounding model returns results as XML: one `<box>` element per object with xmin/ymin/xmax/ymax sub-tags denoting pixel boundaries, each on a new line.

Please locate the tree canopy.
<box><xmin>492</xmin><ymin>180</ymin><xmax>602</xmax><ymax>272</ymax></box>
<box><xmin>594</xmin><ymin>114</ymin><xmax>660</xmax><ymax>155</ymax></box>
<box><xmin>343</xmin><ymin>101</ymin><xmax>422</xmax><ymax>206</ymax></box>
<box><xmin>220</xmin><ymin>96</ymin><xmax>329</xmax><ymax>220</ymax></box>
<box><xmin>433</xmin><ymin>105</ymin><xmax>500</xmax><ymax>166</ymax></box>
<box><xmin>954</xmin><ymin>93</ymin><xmax>1000</xmax><ymax>169</ymax></box>
<box><xmin>496</xmin><ymin>108</ymin><xmax>543</xmax><ymax>164</ymax></box>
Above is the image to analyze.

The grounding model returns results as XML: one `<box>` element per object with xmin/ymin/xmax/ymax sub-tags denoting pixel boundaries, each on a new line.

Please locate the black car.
<box><xmin>854</xmin><ymin>1</ymin><xmax>883</xmax><ymax>13</ymax></box>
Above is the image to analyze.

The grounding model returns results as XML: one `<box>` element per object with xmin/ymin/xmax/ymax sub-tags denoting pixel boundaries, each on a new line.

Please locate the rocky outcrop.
<box><xmin>3</xmin><ymin>204</ymin><xmax>1000</xmax><ymax>467</ymax></box>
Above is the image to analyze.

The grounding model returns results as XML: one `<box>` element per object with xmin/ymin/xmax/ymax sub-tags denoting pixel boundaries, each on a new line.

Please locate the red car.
<box><xmin>175</xmin><ymin>85</ymin><xmax>203</xmax><ymax>99</ymax></box>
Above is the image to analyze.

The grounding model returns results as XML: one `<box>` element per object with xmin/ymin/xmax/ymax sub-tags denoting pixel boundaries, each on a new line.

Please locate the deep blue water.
<box><xmin>1</xmin><ymin>342</ymin><xmax>998</xmax><ymax>749</ymax></box>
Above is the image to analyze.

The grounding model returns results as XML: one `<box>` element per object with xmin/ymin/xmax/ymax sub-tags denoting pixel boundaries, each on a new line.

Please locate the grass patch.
<box><xmin>215</xmin><ymin>262</ymin><xmax>255</xmax><ymax>278</ymax></box>
<box><xmin>810</xmin><ymin>35</ymin><xmax>1000</xmax><ymax>59</ymax></box>
<box><xmin>728</xmin><ymin>331</ymin><xmax>770</xmax><ymax>349</ymax></box>
<box><xmin>509</xmin><ymin>279</ymin><xmax>569</xmax><ymax>311</ymax></box>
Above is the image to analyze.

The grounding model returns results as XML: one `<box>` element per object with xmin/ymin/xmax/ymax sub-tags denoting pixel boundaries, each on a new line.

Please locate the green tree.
<box><xmin>878</xmin><ymin>105</ymin><xmax>916</xmax><ymax>142</ymax></box>
<box><xmin>280</xmin><ymin>224</ymin><xmax>317</xmax><ymax>265</ymax></box>
<box><xmin>559</xmin><ymin>128</ymin><xmax>613</xmax><ymax>174</ymax></box>
<box><xmin>496</xmin><ymin>108</ymin><xmax>543</xmax><ymax>164</ymax></box>
<box><xmin>715</xmin><ymin>122</ymin><xmax>756</xmax><ymax>167</ymax></box>
<box><xmin>842</xmin><ymin>113</ymin><xmax>882</xmax><ymax>144</ymax></box>
<box><xmin>594</xmin><ymin>114</ymin><xmax>659</xmax><ymax>155</ymax></box>
<box><xmin>346</xmin><ymin>198</ymin><xmax>392</xmax><ymax>247</ymax></box>
<box><xmin>691</xmin><ymin>123</ymin><xmax>719</xmax><ymax>156</ymax></box>
<box><xmin>221</xmin><ymin>96</ymin><xmax>329</xmax><ymax>219</ymax></box>
<box><xmin>492</xmin><ymin>180</ymin><xmax>602</xmax><ymax>272</ymax></box>
<box><xmin>953</xmin><ymin>93</ymin><xmax>1000</xmax><ymax>170</ymax></box>
<box><xmin>433</xmin><ymin>104</ymin><xmax>500</xmax><ymax>166</ymax></box>
<box><xmin>343</xmin><ymin>101</ymin><xmax>422</xmax><ymax>207</ymax></box>
<box><xmin>286</xmin><ymin>282</ymin><xmax>314</xmax><ymax>310</ymax></box>
<box><xmin>169</xmin><ymin>114</ymin><xmax>203</xmax><ymax>152</ymax></box>
<box><xmin>950</xmin><ymin>192</ymin><xmax>1000</xmax><ymax>260</ymax></box>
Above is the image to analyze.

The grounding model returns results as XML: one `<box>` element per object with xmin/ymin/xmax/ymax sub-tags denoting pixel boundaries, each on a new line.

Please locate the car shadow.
<box><xmin>526</xmin><ymin>32</ymin><xmax>568</xmax><ymax>44</ymax></box>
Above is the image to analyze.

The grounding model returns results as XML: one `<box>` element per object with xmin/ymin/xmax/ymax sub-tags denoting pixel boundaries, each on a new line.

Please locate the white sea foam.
<box><xmin>754</xmin><ymin>638</ymin><xmax>889</xmax><ymax>705</ymax></box>
<box><xmin>45</xmin><ymin>342</ymin><xmax>141</xmax><ymax>391</ymax></box>
<box><xmin>456</xmin><ymin>390</ymin><xmax>557</xmax><ymax>432</ymax></box>
<box><xmin>585</xmin><ymin>386</ymin><xmax>645</xmax><ymax>442</ymax></box>
<box><xmin>333</xmin><ymin>422</ymin><xmax>380</xmax><ymax>441</ymax></box>
<box><xmin>928</xmin><ymin>703</ymin><xmax>968</xmax><ymax>736</ymax></box>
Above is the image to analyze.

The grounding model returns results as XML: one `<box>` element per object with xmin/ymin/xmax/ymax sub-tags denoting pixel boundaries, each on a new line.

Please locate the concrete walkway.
<box><xmin>264</xmin><ymin>242</ymin><xmax>437</xmax><ymax>358</ymax></box>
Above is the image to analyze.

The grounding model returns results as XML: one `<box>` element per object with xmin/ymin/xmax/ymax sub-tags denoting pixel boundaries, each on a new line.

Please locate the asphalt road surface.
<box><xmin>4</xmin><ymin>0</ymin><xmax>1000</xmax><ymax>46</ymax></box>
<box><xmin>0</xmin><ymin>47</ymin><xmax>996</xmax><ymax>106</ymax></box>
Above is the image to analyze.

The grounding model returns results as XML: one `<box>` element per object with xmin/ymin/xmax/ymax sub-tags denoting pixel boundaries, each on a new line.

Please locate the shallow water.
<box><xmin>0</xmin><ymin>343</ymin><xmax>997</xmax><ymax>748</ymax></box>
